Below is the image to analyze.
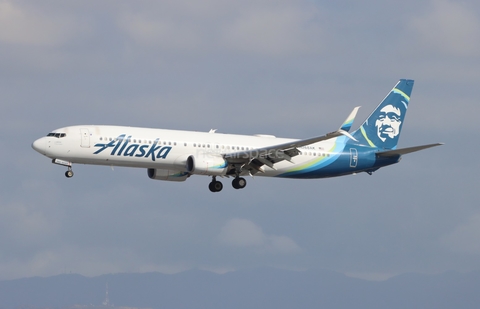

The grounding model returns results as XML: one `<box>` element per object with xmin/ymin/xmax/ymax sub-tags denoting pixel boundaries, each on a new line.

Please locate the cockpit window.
<box><xmin>47</xmin><ymin>133</ymin><xmax>66</xmax><ymax>138</ymax></box>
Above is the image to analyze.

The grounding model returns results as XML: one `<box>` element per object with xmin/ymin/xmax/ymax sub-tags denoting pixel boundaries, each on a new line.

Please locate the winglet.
<box><xmin>339</xmin><ymin>106</ymin><xmax>361</xmax><ymax>132</ymax></box>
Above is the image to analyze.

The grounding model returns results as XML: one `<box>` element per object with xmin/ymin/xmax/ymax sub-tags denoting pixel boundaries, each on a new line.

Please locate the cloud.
<box><xmin>118</xmin><ymin>11</ymin><xmax>204</xmax><ymax>51</ymax></box>
<box><xmin>409</xmin><ymin>0</ymin><xmax>480</xmax><ymax>56</ymax></box>
<box><xmin>0</xmin><ymin>0</ymin><xmax>73</xmax><ymax>46</ymax></box>
<box><xmin>0</xmin><ymin>201</ymin><xmax>58</xmax><ymax>249</ymax></box>
<box><xmin>221</xmin><ymin>4</ymin><xmax>324</xmax><ymax>56</ymax></box>
<box><xmin>218</xmin><ymin>218</ymin><xmax>302</xmax><ymax>254</ymax></box>
<box><xmin>116</xmin><ymin>0</ymin><xmax>325</xmax><ymax>57</ymax></box>
<box><xmin>0</xmin><ymin>244</ymin><xmax>191</xmax><ymax>280</ymax></box>
<box><xmin>440</xmin><ymin>213</ymin><xmax>480</xmax><ymax>254</ymax></box>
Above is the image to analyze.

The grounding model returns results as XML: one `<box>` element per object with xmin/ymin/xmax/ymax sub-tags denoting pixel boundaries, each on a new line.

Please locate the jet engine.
<box><xmin>186</xmin><ymin>154</ymin><xmax>228</xmax><ymax>176</ymax></box>
<box><xmin>147</xmin><ymin>168</ymin><xmax>189</xmax><ymax>182</ymax></box>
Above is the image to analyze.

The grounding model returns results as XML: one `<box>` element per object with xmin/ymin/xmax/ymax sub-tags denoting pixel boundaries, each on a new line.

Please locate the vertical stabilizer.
<box><xmin>350</xmin><ymin>79</ymin><xmax>414</xmax><ymax>149</ymax></box>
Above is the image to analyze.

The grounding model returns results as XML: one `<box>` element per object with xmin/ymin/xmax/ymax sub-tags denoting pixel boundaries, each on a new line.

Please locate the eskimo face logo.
<box><xmin>375</xmin><ymin>105</ymin><xmax>402</xmax><ymax>142</ymax></box>
<box><xmin>93</xmin><ymin>134</ymin><xmax>171</xmax><ymax>161</ymax></box>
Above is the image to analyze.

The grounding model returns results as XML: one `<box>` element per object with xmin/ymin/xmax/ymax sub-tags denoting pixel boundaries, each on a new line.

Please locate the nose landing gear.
<box><xmin>52</xmin><ymin>159</ymin><xmax>74</xmax><ymax>178</ymax></box>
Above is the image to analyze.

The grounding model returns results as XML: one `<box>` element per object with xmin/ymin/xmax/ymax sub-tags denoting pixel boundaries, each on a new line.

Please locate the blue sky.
<box><xmin>0</xmin><ymin>0</ymin><xmax>479</xmax><ymax>281</ymax></box>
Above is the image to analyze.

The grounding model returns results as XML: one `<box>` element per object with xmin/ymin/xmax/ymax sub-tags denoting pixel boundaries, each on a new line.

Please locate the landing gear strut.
<box><xmin>232</xmin><ymin>177</ymin><xmax>247</xmax><ymax>189</ymax></box>
<box><xmin>209</xmin><ymin>177</ymin><xmax>223</xmax><ymax>192</ymax></box>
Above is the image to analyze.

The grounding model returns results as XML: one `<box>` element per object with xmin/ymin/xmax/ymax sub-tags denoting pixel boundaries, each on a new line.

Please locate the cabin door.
<box><xmin>80</xmin><ymin>128</ymin><xmax>90</xmax><ymax>148</ymax></box>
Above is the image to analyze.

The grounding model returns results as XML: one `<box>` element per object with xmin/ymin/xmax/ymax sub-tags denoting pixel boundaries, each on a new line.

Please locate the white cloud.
<box><xmin>221</xmin><ymin>5</ymin><xmax>324</xmax><ymax>56</ymax></box>
<box><xmin>0</xmin><ymin>243</ymin><xmax>193</xmax><ymax>280</ymax></box>
<box><xmin>409</xmin><ymin>0</ymin><xmax>480</xmax><ymax>56</ymax></box>
<box><xmin>0</xmin><ymin>178</ymin><xmax>64</xmax><ymax>250</ymax></box>
<box><xmin>116</xmin><ymin>0</ymin><xmax>325</xmax><ymax>57</ymax></box>
<box><xmin>218</xmin><ymin>218</ymin><xmax>301</xmax><ymax>254</ymax></box>
<box><xmin>0</xmin><ymin>201</ymin><xmax>58</xmax><ymax>246</ymax></box>
<box><xmin>440</xmin><ymin>213</ymin><xmax>480</xmax><ymax>254</ymax></box>
<box><xmin>118</xmin><ymin>13</ymin><xmax>204</xmax><ymax>51</ymax></box>
<box><xmin>0</xmin><ymin>0</ymin><xmax>73</xmax><ymax>46</ymax></box>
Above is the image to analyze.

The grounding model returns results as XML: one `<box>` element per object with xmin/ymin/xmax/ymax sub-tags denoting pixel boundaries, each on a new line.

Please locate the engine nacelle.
<box><xmin>186</xmin><ymin>154</ymin><xmax>228</xmax><ymax>176</ymax></box>
<box><xmin>147</xmin><ymin>168</ymin><xmax>189</xmax><ymax>182</ymax></box>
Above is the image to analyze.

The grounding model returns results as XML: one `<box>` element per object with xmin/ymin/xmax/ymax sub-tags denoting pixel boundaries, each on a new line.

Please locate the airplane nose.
<box><xmin>32</xmin><ymin>138</ymin><xmax>46</xmax><ymax>155</ymax></box>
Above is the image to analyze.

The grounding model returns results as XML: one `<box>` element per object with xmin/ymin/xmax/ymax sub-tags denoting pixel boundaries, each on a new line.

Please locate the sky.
<box><xmin>0</xmin><ymin>0</ymin><xmax>479</xmax><ymax>281</ymax></box>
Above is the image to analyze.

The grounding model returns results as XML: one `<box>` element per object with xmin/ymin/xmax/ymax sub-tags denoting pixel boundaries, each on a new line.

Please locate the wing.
<box><xmin>223</xmin><ymin>107</ymin><xmax>361</xmax><ymax>175</ymax></box>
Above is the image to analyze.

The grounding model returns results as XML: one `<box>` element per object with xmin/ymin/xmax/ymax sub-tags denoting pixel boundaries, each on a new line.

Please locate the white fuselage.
<box><xmin>32</xmin><ymin>125</ymin><xmax>338</xmax><ymax>178</ymax></box>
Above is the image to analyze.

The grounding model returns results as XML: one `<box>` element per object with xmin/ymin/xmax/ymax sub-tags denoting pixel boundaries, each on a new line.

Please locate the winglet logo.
<box><xmin>93</xmin><ymin>134</ymin><xmax>172</xmax><ymax>161</ymax></box>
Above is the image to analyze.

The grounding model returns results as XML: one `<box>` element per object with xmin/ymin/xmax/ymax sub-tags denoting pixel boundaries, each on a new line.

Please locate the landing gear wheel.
<box><xmin>209</xmin><ymin>178</ymin><xmax>223</xmax><ymax>192</ymax></box>
<box><xmin>232</xmin><ymin>177</ymin><xmax>246</xmax><ymax>189</ymax></box>
<box><xmin>65</xmin><ymin>170</ymin><xmax>74</xmax><ymax>178</ymax></box>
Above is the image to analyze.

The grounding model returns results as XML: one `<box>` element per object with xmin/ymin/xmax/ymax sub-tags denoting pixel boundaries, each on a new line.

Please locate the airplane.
<box><xmin>32</xmin><ymin>79</ymin><xmax>442</xmax><ymax>192</ymax></box>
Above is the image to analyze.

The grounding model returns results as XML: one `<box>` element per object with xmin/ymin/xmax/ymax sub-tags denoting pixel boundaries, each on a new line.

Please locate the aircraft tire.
<box><xmin>209</xmin><ymin>181</ymin><xmax>223</xmax><ymax>192</ymax></box>
<box><xmin>232</xmin><ymin>177</ymin><xmax>246</xmax><ymax>189</ymax></box>
<box><xmin>213</xmin><ymin>181</ymin><xmax>223</xmax><ymax>192</ymax></box>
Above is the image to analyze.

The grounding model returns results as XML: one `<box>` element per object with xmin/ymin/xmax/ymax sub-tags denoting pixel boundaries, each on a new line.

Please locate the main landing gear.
<box><xmin>209</xmin><ymin>177</ymin><xmax>223</xmax><ymax>192</ymax></box>
<box><xmin>208</xmin><ymin>176</ymin><xmax>247</xmax><ymax>192</ymax></box>
<box><xmin>232</xmin><ymin>177</ymin><xmax>246</xmax><ymax>189</ymax></box>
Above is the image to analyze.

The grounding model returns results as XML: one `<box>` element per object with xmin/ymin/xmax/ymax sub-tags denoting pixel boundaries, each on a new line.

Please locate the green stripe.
<box><xmin>360</xmin><ymin>125</ymin><xmax>376</xmax><ymax>147</ymax></box>
<box><xmin>393</xmin><ymin>88</ymin><xmax>410</xmax><ymax>102</ymax></box>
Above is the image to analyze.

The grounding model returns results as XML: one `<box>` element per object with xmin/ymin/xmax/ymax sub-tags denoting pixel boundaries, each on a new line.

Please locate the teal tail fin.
<box><xmin>350</xmin><ymin>79</ymin><xmax>414</xmax><ymax>150</ymax></box>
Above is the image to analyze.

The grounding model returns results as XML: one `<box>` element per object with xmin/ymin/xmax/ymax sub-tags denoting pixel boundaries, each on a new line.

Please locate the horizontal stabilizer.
<box><xmin>376</xmin><ymin>143</ymin><xmax>444</xmax><ymax>157</ymax></box>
